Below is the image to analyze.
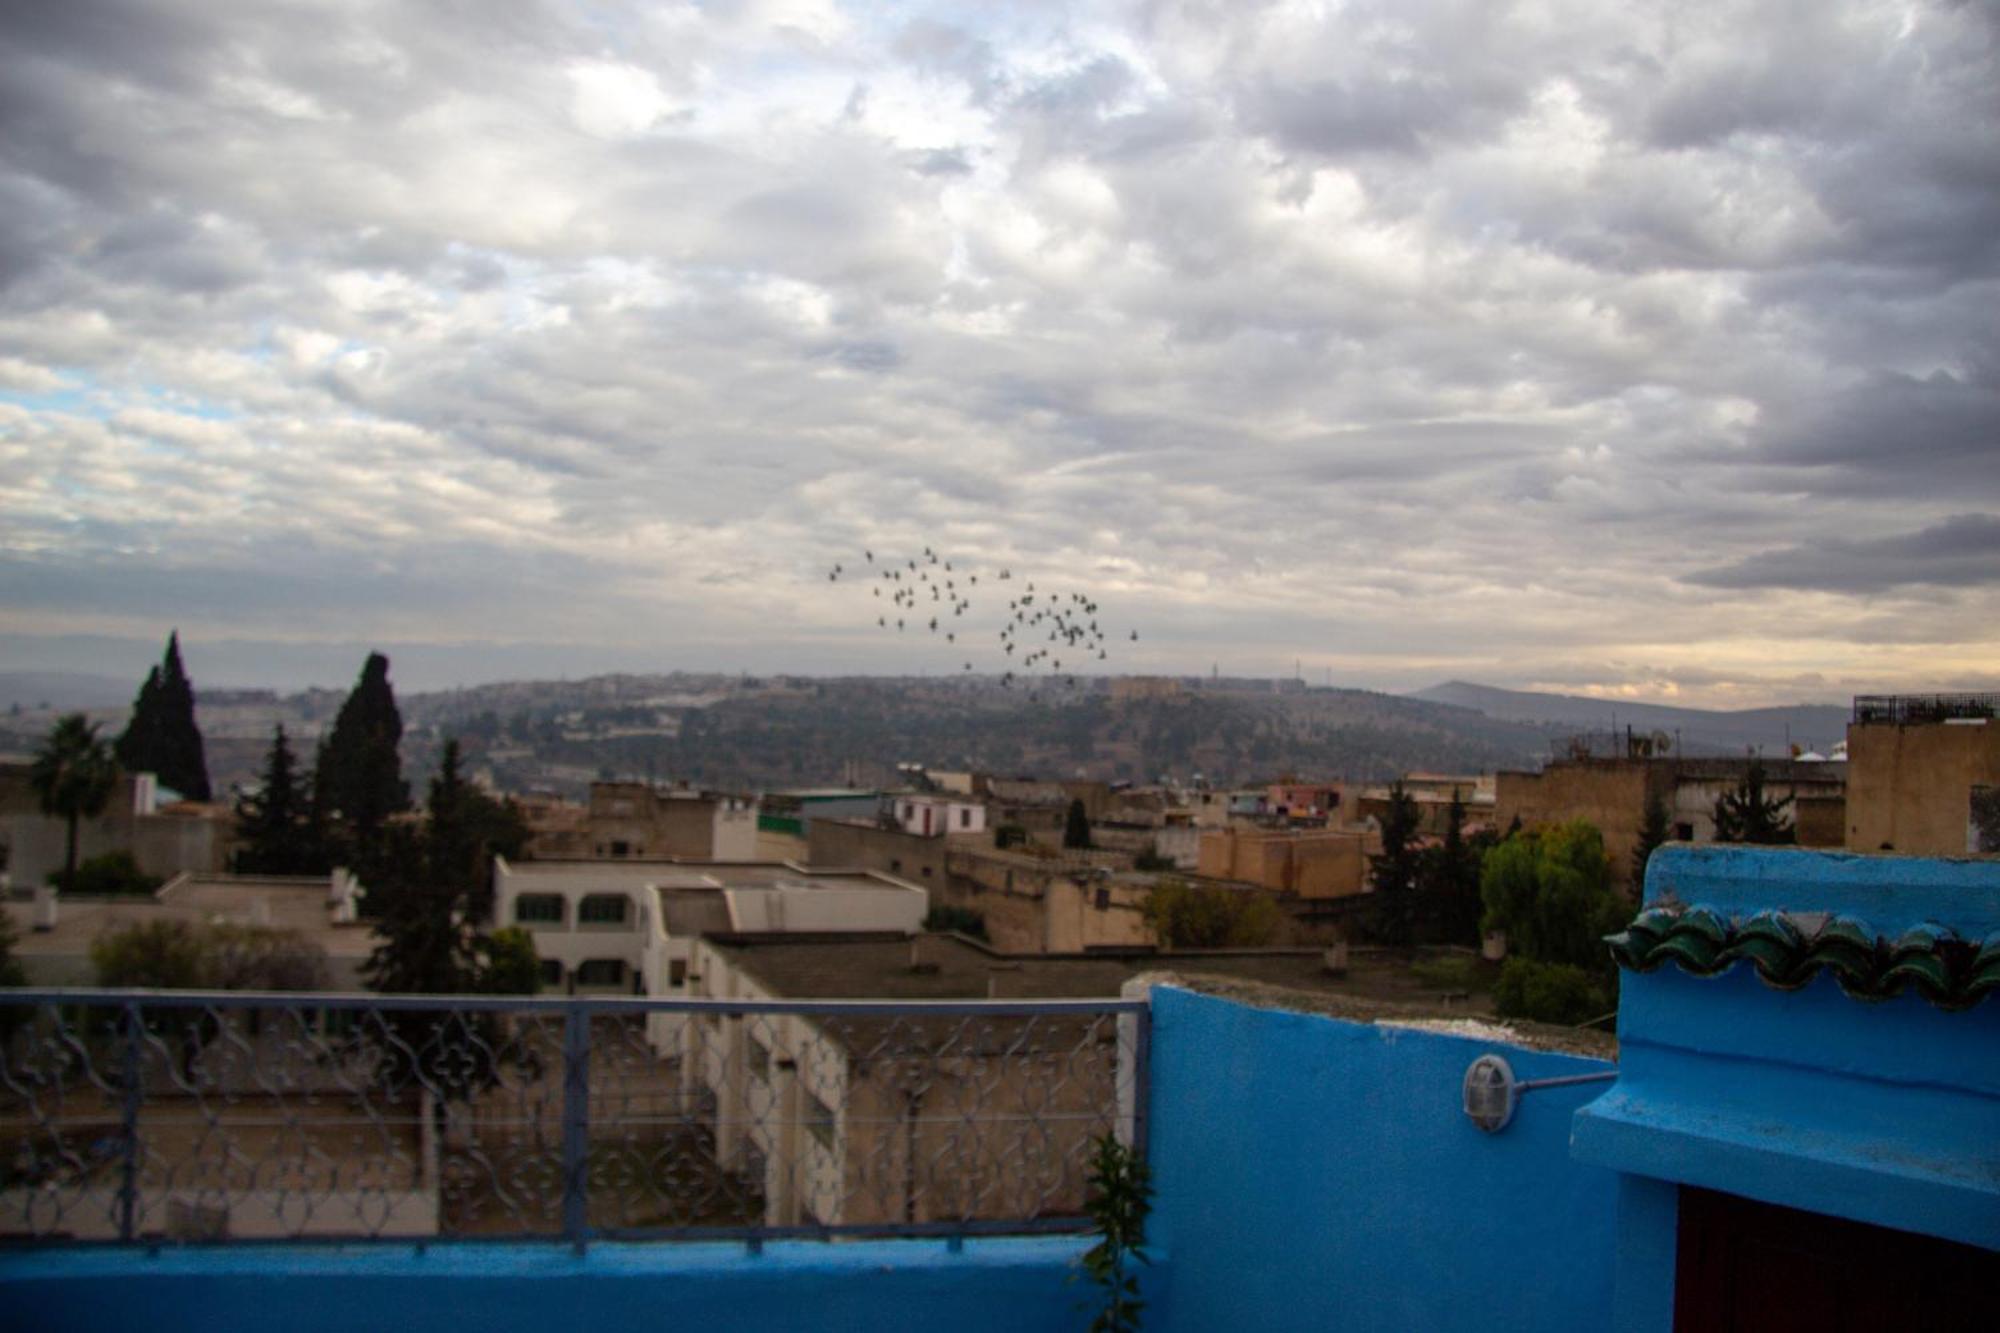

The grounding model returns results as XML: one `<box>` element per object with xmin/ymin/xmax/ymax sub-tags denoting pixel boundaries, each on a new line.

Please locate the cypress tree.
<box><xmin>115</xmin><ymin>632</ymin><xmax>211</xmax><ymax>801</ymax></box>
<box><xmin>315</xmin><ymin>651</ymin><xmax>410</xmax><ymax>850</ymax></box>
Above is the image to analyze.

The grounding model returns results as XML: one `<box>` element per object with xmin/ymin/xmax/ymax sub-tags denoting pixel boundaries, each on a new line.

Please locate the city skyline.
<box><xmin>3</xmin><ymin>2</ymin><xmax>1997</xmax><ymax>707</ymax></box>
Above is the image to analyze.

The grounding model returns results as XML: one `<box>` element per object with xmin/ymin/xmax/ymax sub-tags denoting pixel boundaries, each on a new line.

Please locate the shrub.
<box><xmin>922</xmin><ymin>905</ymin><xmax>989</xmax><ymax>941</ymax></box>
<box><xmin>1493</xmin><ymin>958</ymin><xmax>1613</xmax><ymax>1026</ymax></box>
<box><xmin>49</xmin><ymin>850</ymin><xmax>163</xmax><ymax>896</ymax></box>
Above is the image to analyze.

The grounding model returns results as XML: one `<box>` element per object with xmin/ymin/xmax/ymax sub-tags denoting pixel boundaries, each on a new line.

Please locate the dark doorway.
<box><xmin>1673</xmin><ymin>1186</ymin><xmax>1995</xmax><ymax>1332</ymax></box>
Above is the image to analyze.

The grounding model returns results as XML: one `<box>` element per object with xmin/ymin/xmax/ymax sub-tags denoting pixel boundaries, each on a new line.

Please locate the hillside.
<box><xmin>1409</xmin><ymin>681</ymin><xmax>1850</xmax><ymax>756</ymax></box>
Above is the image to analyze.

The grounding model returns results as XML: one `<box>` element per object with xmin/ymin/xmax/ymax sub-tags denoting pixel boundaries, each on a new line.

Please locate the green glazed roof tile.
<box><xmin>1605</xmin><ymin>905</ymin><xmax>1992</xmax><ymax>1011</ymax></box>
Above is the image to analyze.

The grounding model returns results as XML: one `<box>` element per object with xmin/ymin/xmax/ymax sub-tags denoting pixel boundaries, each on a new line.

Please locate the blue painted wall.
<box><xmin>0</xmin><ymin>1237</ymin><xmax>1100</xmax><ymax>1333</ymax></box>
<box><xmin>1573</xmin><ymin>846</ymin><xmax>2000</xmax><ymax>1331</ymax></box>
<box><xmin>1145</xmin><ymin>986</ymin><xmax>1620</xmax><ymax>1333</ymax></box>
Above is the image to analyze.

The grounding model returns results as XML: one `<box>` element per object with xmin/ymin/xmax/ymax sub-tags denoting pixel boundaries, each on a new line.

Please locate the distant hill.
<box><xmin>1409</xmin><ymin>681</ymin><xmax>1849</xmax><ymax>757</ymax></box>
<box><xmin>0</xmin><ymin>671</ymin><xmax>136</xmax><ymax>713</ymax></box>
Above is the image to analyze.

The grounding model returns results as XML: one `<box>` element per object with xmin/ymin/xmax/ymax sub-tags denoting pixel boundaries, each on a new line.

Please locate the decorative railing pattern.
<box><xmin>1606</xmin><ymin>905</ymin><xmax>2000</xmax><ymax>1010</ymax></box>
<box><xmin>0</xmin><ymin>991</ymin><xmax>1145</xmax><ymax>1245</ymax></box>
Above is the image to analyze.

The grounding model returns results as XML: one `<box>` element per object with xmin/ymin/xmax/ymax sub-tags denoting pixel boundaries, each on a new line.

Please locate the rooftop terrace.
<box><xmin>1</xmin><ymin>846</ymin><xmax>1994</xmax><ymax>1332</ymax></box>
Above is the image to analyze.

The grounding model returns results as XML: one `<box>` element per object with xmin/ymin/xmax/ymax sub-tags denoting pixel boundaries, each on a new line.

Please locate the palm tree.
<box><xmin>30</xmin><ymin>714</ymin><xmax>119</xmax><ymax>888</ymax></box>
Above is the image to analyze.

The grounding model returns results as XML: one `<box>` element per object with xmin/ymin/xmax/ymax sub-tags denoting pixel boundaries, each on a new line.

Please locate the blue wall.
<box><xmin>0</xmin><ymin>1237</ymin><xmax>1099</xmax><ymax>1333</ymax></box>
<box><xmin>1573</xmin><ymin>846</ymin><xmax>2000</xmax><ymax>1332</ymax></box>
<box><xmin>1144</xmin><ymin>986</ymin><xmax>1620</xmax><ymax>1333</ymax></box>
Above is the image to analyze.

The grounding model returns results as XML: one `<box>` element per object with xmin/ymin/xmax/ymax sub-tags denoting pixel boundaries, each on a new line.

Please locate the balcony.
<box><xmin>2</xmin><ymin>847</ymin><xmax>1996</xmax><ymax>1333</ymax></box>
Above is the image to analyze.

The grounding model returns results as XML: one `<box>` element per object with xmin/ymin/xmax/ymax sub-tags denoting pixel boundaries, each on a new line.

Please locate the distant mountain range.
<box><xmin>1409</xmin><ymin>681</ymin><xmax>1850</xmax><ymax>757</ymax></box>
<box><xmin>0</xmin><ymin>666</ymin><xmax>1856</xmax><ymax>792</ymax></box>
<box><xmin>0</xmin><ymin>671</ymin><xmax>137</xmax><ymax>713</ymax></box>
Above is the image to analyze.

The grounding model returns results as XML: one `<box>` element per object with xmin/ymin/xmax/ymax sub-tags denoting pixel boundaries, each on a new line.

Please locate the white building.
<box><xmin>490</xmin><ymin>858</ymin><xmax>929</xmax><ymax>1000</ymax></box>
<box><xmin>886</xmin><ymin>793</ymin><xmax>987</xmax><ymax>838</ymax></box>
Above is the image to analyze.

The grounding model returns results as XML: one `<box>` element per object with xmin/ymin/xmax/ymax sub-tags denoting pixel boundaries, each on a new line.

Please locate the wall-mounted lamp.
<box><xmin>1462</xmin><ymin>1054</ymin><xmax>1617</xmax><ymax>1133</ymax></box>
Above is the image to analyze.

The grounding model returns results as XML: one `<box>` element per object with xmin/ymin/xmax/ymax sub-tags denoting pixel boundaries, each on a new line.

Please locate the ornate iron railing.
<box><xmin>0</xmin><ymin>991</ymin><xmax>1147</xmax><ymax>1247</ymax></box>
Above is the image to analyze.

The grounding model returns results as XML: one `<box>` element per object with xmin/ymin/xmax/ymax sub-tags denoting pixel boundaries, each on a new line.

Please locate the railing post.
<box><xmin>1130</xmin><ymin>1000</ymin><xmax>1151</xmax><ymax>1159</ymax></box>
<box><xmin>561</xmin><ymin>1006</ymin><xmax>590</xmax><ymax>1251</ymax></box>
<box><xmin>119</xmin><ymin>1001</ymin><xmax>141</xmax><ymax>1243</ymax></box>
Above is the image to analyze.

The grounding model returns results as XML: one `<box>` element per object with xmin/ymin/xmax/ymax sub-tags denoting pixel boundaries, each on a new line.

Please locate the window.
<box><xmin>579</xmin><ymin>894</ymin><xmax>630</xmax><ymax>925</ymax></box>
<box><xmin>1675</xmin><ymin>823</ymin><xmax>1695</xmax><ymax>842</ymax></box>
<box><xmin>669</xmin><ymin>959</ymin><xmax>687</xmax><ymax>987</ymax></box>
<box><xmin>575</xmin><ymin>959</ymin><xmax>626</xmax><ymax>987</ymax></box>
<box><xmin>1095</xmin><ymin>888</ymin><xmax>1111</xmax><ymax>911</ymax></box>
<box><xmin>747</xmin><ymin>1035</ymin><xmax>771</xmax><ymax>1080</ymax></box>
<box><xmin>515</xmin><ymin>894</ymin><xmax>564</xmax><ymax>925</ymax></box>
<box><xmin>960</xmin><ymin>808</ymin><xmax>972</xmax><ymax>828</ymax></box>
<box><xmin>609</xmin><ymin>840</ymin><xmax>631</xmax><ymax>857</ymax></box>
<box><xmin>889</xmin><ymin>858</ymin><xmax>902</xmax><ymax>873</ymax></box>
<box><xmin>538</xmin><ymin>959</ymin><xmax>564</xmax><ymax>988</ymax></box>
<box><xmin>805</xmin><ymin>1091</ymin><xmax>837</xmax><ymax>1151</ymax></box>
<box><xmin>921</xmin><ymin>865</ymin><xmax>932</xmax><ymax>878</ymax></box>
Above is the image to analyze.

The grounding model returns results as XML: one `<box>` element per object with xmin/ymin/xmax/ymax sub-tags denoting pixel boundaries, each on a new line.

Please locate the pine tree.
<box><xmin>1063</xmin><ymin>798</ymin><xmax>1093</xmax><ymax>850</ymax></box>
<box><xmin>233</xmin><ymin>725</ymin><xmax>327</xmax><ymax>875</ymax></box>
<box><xmin>1713</xmin><ymin>762</ymin><xmax>1795</xmax><ymax>845</ymax></box>
<box><xmin>1417</xmin><ymin>790</ymin><xmax>1484</xmax><ymax>945</ymax></box>
<box><xmin>1368</xmin><ymin>781</ymin><xmax>1423</xmax><ymax>948</ymax></box>
<box><xmin>316</xmin><ymin>651</ymin><xmax>410</xmax><ymax>852</ymax></box>
<box><xmin>115</xmin><ymin>632</ymin><xmax>211</xmax><ymax>801</ymax></box>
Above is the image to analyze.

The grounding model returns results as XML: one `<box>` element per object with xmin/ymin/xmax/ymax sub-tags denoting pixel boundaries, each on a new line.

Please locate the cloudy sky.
<box><xmin>2</xmin><ymin>0</ymin><xmax>1996</xmax><ymax>704</ymax></box>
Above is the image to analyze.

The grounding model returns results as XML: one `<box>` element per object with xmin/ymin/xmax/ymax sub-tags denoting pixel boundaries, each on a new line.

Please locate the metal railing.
<box><xmin>1852</xmin><ymin>693</ymin><xmax>1999</xmax><ymax>725</ymax></box>
<box><xmin>0</xmin><ymin>990</ymin><xmax>1147</xmax><ymax>1247</ymax></box>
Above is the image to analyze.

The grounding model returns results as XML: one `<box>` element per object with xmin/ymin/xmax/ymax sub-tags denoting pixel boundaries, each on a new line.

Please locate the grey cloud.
<box><xmin>1686</xmin><ymin>514</ymin><xmax>2000</xmax><ymax>593</ymax></box>
<box><xmin>1</xmin><ymin>1</ymin><xmax>1996</xmax><ymax>705</ymax></box>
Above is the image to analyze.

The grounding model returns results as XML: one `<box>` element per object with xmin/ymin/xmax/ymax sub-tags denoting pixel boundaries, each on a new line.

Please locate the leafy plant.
<box><xmin>922</xmin><ymin>905</ymin><xmax>988</xmax><ymax>940</ymax></box>
<box><xmin>1141</xmin><ymin>879</ymin><xmax>1280</xmax><ymax>949</ymax></box>
<box><xmin>48</xmin><ymin>849</ymin><xmax>162</xmax><ymax>896</ymax></box>
<box><xmin>1080</xmin><ymin>1132</ymin><xmax>1153</xmax><ymax>1333</ymax></box>
<box><xmin>1493</xmin><ymin>958</ymin><xmax>1613</xmax><ymax>1026</ymax></box>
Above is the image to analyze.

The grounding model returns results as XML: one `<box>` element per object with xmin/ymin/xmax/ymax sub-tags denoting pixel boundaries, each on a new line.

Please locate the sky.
<box><xmin>1</xmin><ymin>0</ymin><xmax>1996</xmax><ymax>704</ymax></box>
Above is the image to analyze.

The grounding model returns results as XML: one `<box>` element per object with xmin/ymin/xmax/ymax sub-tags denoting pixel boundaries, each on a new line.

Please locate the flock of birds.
<box><xmin>826</xmin><ymin>546</ymin><xmax>1140</xmax><ymax>702</ymax></box>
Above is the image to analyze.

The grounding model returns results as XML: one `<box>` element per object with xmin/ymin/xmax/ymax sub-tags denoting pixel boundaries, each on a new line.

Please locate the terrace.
<box><xmin>2</xmin><ymin>846</ymin><xmax>1995</xmax><ymax>1332</ymax></box>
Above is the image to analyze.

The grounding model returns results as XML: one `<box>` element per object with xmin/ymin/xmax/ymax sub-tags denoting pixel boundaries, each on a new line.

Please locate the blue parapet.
<box><xmin>0</xmin><ymin>1237</ymin><xmax>1100</xmax><ymax>1333</ymax></box>
<box><xmin>1144</xmin><ymin>985</ymin><xmax>1620</xmax><ymax>1333</ymax></box>
<box><xmin>1573</xmin><ymin>846</ymin><xmax>2000</xmax><ymax>1330</ymax></box>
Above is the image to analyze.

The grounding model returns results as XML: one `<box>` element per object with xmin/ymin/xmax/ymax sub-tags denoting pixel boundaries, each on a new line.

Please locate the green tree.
<box><xmin>316</xmin><ymin>651</ymin><xmax>410</xmax><ymax>853</ymax></box>
<box><xmin>1479</xmin><ymin>820</ymin><xmax>1627</xmax><ymax>974</ymax></box>
<box><xmin>114</xmin><ymin>631</ymin><xmax>211</xmax><ymax>802</ymax></box>
<box><xmin>1141</xmin><ymin>879</ymin><xmax>1281</xmax><ymax>949</ymax></box>
<box><xmin>1632</xmin><ymin>790</ymin><xmax>1671</xmax><ymax>886</ymax></box>
<box><xmin>1064</xmin><ymin>798</ymin><xmax>1093</xmax><ymax>850</ymax></box>
<box><xmin>1415</xmin><ymin>790</ymin><xmax>1485</xmax><ymax>946</ymax></box>
<box><xmin>233</xmin><ymin>725</ymin><xmax>329</xmax><ymax>875</ymax></box>
<box><xmin>1367</xmin><ymin>781</ymin><xmax>1423</xmax><ymax>948</ymax></box>
<box><xmin>363</xmin><ymin>738</ymin><xmax>528</xmax><ymax>996</ymax></box>
<box><xmin>1713</xmin><ymin>762</ymin><xmax>1794</xmax><ymax>845</ymax></box>
<box><xmin>475</xmin><ymin>926</ymin><xmax>541</xmax><ymax>995</ymax></box>
<box><xmin>31</xmin><ymin>714</ymin><xmax>120</xmax><ymax>888</ymax></box>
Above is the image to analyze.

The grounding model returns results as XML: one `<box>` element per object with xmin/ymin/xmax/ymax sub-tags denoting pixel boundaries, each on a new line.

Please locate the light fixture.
<box><xmin>1463</xmin><ymin>1054</ymin><xmax>1618</xmax><ymax>1133</ymax></box>
<box><xmin>1463</xmin><ymin>1054</ymin><xmax>1519</xmax><ymax>1132</ymax></box>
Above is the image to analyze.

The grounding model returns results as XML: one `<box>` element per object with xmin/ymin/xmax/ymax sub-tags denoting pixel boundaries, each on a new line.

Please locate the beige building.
<box><xmin>0</xmin><ymin>869</ymin><xmax>372</xmax><ymax>988</ymax></box>
<box><xmin>1845</xmin><ymin>695</ymin><xmax>2000</xmax><ymax>855</ymax></box>
<box><xmin>523</xmin><ymin>782</ymin><xmax>758</xmax><ymax>861</ymax></box>
<box><xmin>0</xmin><ymin>764</ymin><xmax>233</xmax><ymax>891</ymax></box>
<box><xmin>1494</xmin><ymin>756</ymin><xmax>1846</xmax><ymax>891</ymax></box>
<box><xmin>1195</xmin><ymin>826</ymin><xmax>1375</xmax><ymax>900</ymax></box>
